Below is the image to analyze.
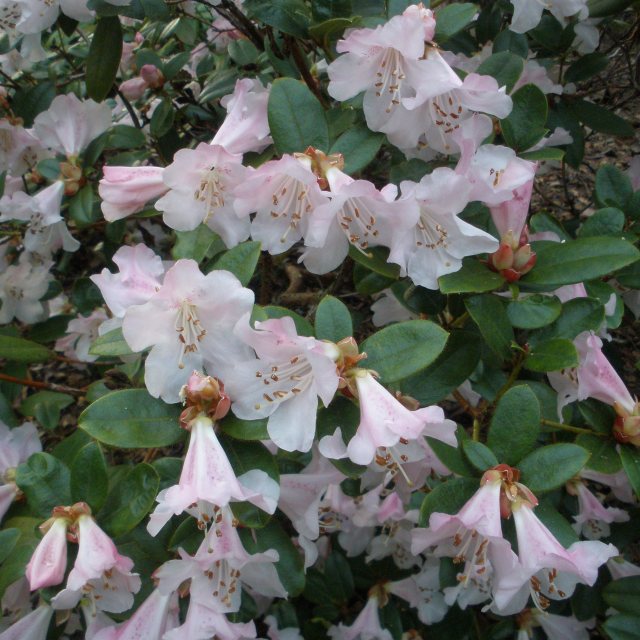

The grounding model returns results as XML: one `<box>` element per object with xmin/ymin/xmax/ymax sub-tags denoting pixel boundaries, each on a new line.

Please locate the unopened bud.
<box><xmin>179</xmin><ymin>371</ymin><xmax>230</xmax><ymax>426</ymax></box>
<box><xmin>140</xmin><ymin>64</ymin><xmax>165</xmax><ymax>89</ymax></box>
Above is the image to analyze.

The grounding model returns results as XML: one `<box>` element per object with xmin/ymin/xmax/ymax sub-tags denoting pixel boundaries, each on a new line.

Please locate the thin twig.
<box><xmin>0</xmin><ymin>372</ymin><xmax>86</xmax><ymax>397</ymax></box>
<box><xmin>541</xmin><ymin>418</ymin><xmax>608</xmax><ymax>437</ymax></box>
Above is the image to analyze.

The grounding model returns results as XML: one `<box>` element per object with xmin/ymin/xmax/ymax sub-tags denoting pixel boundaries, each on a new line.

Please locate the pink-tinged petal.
<box><xmin>25</xmin><ymin>518</ymin><xmax>68</xmax><ymax>591</ymax></box>
<box><xmin>99</xmin><ymin>166</ymin><xmax>168</xmax><ymax>222</ymax></box>
<box><xmin>458</xmin><ymin>74</ymin><xmax>513</xmax><ymax>119</ymax></box>
<box><xmin>572</xmin><ymin>482</ymin><xmax>629</xmax><ymax>539</ymax></box>
<box><xmin>0</xmin><ymin>484</ymin><xmax>17</xmax><ymax>522</ymax></box>
<box><xmin>0</xmin><ymin>421</ymin><xmax>41</xmax><ymax>472</ymax></box>
<box><xmin>328</xmin><ymin>596</ymin><xmax>393</xmax><ymax>640</ymax></box>
<box><xmin>0</xmin><ymin>605</ymin><xmax>53</xmax><ymax>640</ymax></box>
<box><xmin>327</xmin><ymin>51</ymin><xmax>384</xmax><ymax>102</ymax></box>
<box><xmin>267</xmin><ymin>385</ymin><xmax>319</xmax><ymax>452</ymax></box>
<box><xmin>163</xmin><ymin>601</ymin><xmax>256</xmax><ymax>640</ymax></box>
<box><xmin>489</xmin><ymin>178</ymin><xmax>534</xmax><ymax>239</ymax></box>
<box><xmin>509</xmin><ymin>0</ymin><xmax>545</xmax><ymax>33</ymax></box>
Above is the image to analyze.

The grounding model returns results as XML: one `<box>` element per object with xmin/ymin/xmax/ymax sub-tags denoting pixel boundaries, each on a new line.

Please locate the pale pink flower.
<box><xmin>147</xmin><ymin>414</ymin><xmax>279</xmax><ymax>535</ymax></box>
<box><xmin>581</xmin><ymin>468</ymin><xmax>636</xmax><ymax>505</ymax></box>
<box><xmin>510</xmin><ymin>0</ymin><xmax>588</xmax><ymax>34</ymax></box>
<box><xmin>13</xmin><ymin>0</ymin><xmax>92</xmax><ymax>34</ymax></box>
<box><xmin>211</xmin><ymin>77</ymin><xmax>272</xmax><ymax>155</ymax></box>
<box><xmin>513</xmin><ymin>60</ymin><xmax>563</xmax><ymax>95</ymax></box>
<box><xmin>568</xmin><ymin>480</ymin><xmax>629</xmax><ymax>540</ymax></box>
<box><xmin>25</xmin><ymin>517</ymin><xmax>69</xmax><ymax>590</ymax></box>
<box><xmin>0</xmin><ymin>256</ymin><xmax>52</xmax><ymax>324</ymax></box>
<box><xmin>234</xmin><ymin>154</ymin><xmax>330</xmax><ymax>255</ymax></box>
<box><xmin>163</xmin><ymin>602</ymin><xmax>257</xmax><ymax>640</ymax></box>
<box><xmin>0</xmin><ymin>578</ymin><xmax>31</xmax><ymax>628</ymax></box>
<box><xmin>90</xmin><ymin>244</ymin><xmax>164</xmax><ymax>319</ymax></box>
<box><xmin>301</xmin><ymin>166</ymin><xmax>412</xmax><ymax>274</ymax></box>
<box><xmin>0</xmin><ymin>120</ymin><xmax>48</xmax><ymax>175</ymax></box>
<box><xmin>388</xmin><ymin>168</ymin><xmax>498</xmax><ymax>289</ymax></box>
<box><xmin>33</xmin><ymin>93</ymin><xmax>111</xmax><ymax>157</ymax></box>
<box><xmin>99</xmin><ymin>165</ymin><xmax>168</xmax><ymax>222</ymax></box>
<box><xmin>489</xmin><ymin>177</ymin><xmax>534</xmax><ymax>240</ymax></box>
<box><xmin>121</xmin><ymin>261</ymin><xmax>254</xmax><ymax>402</ymax></box>
<box><xmin>518</xmin><ymin>609</ymin><xmax>594</xmax><ymax>640</ymax></box>
<box><xmin>265</xmin><ymin>615</ymin><xmax>303</xmax><ymax>640</ymax></box>
<box><xmin>118</xmin><ymin>77</ymin><xmax>147</xmax><ymax>101</ymax></box>
<box><xmin>0</xmin><ymin>604</ymin><xmax>53</xmax><ymax>640</ymax></box>
<box><xmin>607</xmin><ymin>556</ymin><xmax>640</xmax><ymax>579</ymax></box>
<box><xmin>55</xmin><ymin>308</ymin><xmax>108</xmax><ymax>362</ymax></box>
<box><xmin>328</xmin><ymin>596</ymin><xmax>393</xmax><ymax>640</ymax></box>
<box><xmin>371</xmin><ymin>289</ymin><xmax>417</xmax><ymax>327</ymax></box>
<box><xmin>155</xmin><ymin>143</ymin><xmax>249</xmax><ymax>247</ymax></box>
<box><xmin>225</xmin><ymin>315</ymin><xmax>340</xmax><ymax>452</ymax></box>
<box><xmin>327</xmin><ymin>8</ymin><xmax>461</xmax><ymax>146</ymax></box>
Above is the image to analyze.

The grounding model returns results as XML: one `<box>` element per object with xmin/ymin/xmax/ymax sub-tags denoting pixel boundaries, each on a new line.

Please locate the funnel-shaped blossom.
<box><xmin>225</xmin><ymin>315</ymin><xmax>340</xmax><ymax>452</ymax></box>
<box><xmin>489</xmin><ymin>178</ymin><xmax>534</xmax><ymax>240</ymax></box>
<box><xmin>0</xmin><ymin>257</ymin><xmax>52</xmax><ymax>324</ymax></box>
<box><xmin>302</xmin><ymin>167</ymin><xmax>413</xmax><ymax>274</ymax></box>
<box><xmin>327</xmin><ymin>7</ymin><xmax>461</xmax><ymax>145</ymax></box>
<box><xmin>388</xmin><ymin>168</ymin><xmax>498</xmax><ymax>289</ymax></box>
<box><xmin>122</xmin><ymin>261</ymin><xmax>254</xmax><ymax>402</ymax></box>
<box><xmin>99</xmin><ymin>166</ymin><xmax>168</xmax><ymax>222</ymax></box>
<box><xmin>328</xmin><ymin>596</ymin><xmax>393</xmax><ymax>640</ymax></box>
<box><xmin>90</xmin><ymin>244</ymin><xmax>164</xmax><ymax>319</ymax></box>
<box><xmin>510</xmin><ymin>0</ymin><xmax>588</xmax><ymax>34</ymax></box>
<box><xmin>147</xmin><ymin>414</ymin><xmax>279</xmax><ymax>535</ymax></box>
<box><xmin>234</xmin><ymin>154</ymin><xmax>330</xmax><ymax>255</ymax></box>
<box><xmin>568</xmin><ymin>480</ymin><xmax>629</xmax><ymax>540</ymax></box>
<box><xmin>211</xmin><ymin>78</ymin><xmax>272</xmax><ymax>155</ymax></box>
<box><xmin>163</xmin><ymin>602</ymin><xmax>257</xmax><ymax>640</ymax></box>
<box><xmin>33</xmin><ymin>93</ymin><xmax>111</xmax><ymax>157</ymax></box>
<box><xmin>155</xmin><ymin>143</ymin><xmax>249</xmax><ymax>247</ymax></box>
<box><xmin>0</xmin><ymin>604</ymin><xmax>54</xmax><ymax>640</ymax></box>
<box><xmin>25</xmin><ymin>517</ymin><xmax>69</xmax><ymax>590</ymax></box>
<box><xmin>493</xmin><ymin>499</ymin><xmax>618</xmax><ymax>614</ymax></box>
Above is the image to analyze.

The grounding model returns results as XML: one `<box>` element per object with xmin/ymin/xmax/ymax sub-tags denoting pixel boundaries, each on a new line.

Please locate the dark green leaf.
<box><xmin>438</xmin><ymin>259</ymin><xmax>504</xmax><ymax>294</ymax></box>
<box><xmin>213</xmin><ymin>241</ymin><xmax>261</xmax><ymax>286</ymax></box>
<box><xmin>501</xmin><ymin>84</ymin><xmax>548</xmax><ymax>151</ymax></box>
<box><xmin>564</xmin><ymin>52</ymin><xmax>609</xmax><ymax>83</ymax></box>
<box><xmin>244</xmin><ymin>0</ymin><xmax>311</xmax><ymax>37</ymax></box>
<box><xmin>86</xmin><ymin>17</ymin><xmax>123</xmax><ymax>101</ymax></box>
<box><xmin>507</xmin><ymin>294</ymin><xmax>561</xmax><ymax>329</ymax></box>
<box><xmin>419</xmin><ymin>477</ymin><xmax>479</xmax><ymax>526</ymax></box>
<box><xmin>261</xmin><ymin>306</ymin><xmax>314</xmax><ymax>337</ymax></box>
<box><xmin>518</xmin><ymin>443</ymin><xmax>590</xmax><ymax>493</ymax></box>
<box><xmin>172</xmin><ymin>225</ymin><xmax>223</xmax><ymax>261</ymax></box>
<box><xmin>107</xmin><ymin>125</ymin><xmax>146</xmax><ymax>149</ymax></box>
<box><xmin>99</xmin><ymin>463</ymin><xmax>159</xmax><ymax>538</ymax></box>
<box><xmin>488</xmin><ymin>385</ymin><xmax>541</xmax><ymax>465</ymax></box>
<box><xmin>604</xmin><ymin>578</ymin><xmax>640</xmax><ymax>616</ymax></box>
<box><xmin>619</xmin><ymin>446</ymin><xmax>640</xmax><ymax>498</ymax></box>
<box><xmin>571</xmin><ymin>100</ymin><xmax>634</xmax><ymax>137</ymax></box>
<box><xmin>578</xmin><ymin>208</ymin><xmax>625</xmax><ymax>238</ymax></box>
<box><xmin>531</xmin><ymin>297</ymin><xmax>605</xmax><ymax>346</ymax></box>
<box><xmin>12</xmin><ymin>82</ymin><xmax>55</xmax><ymax>127</ymax></box>
<box><xmin>575</xmin><ymin>434</ymin><xmax>621</xmax><ymax>474</ymax></box>
<box><xmin>348</xmin><ymin>245</ymin><xmax>400</xmax><ymax>279</ymax></box>
<box><xmin>595</xmin><ymin>165</ymin><xmax>634</xmax><ymax>210</ymax></box>
<box><xmin>19</xmin><ymin>391</ymin><xmax>74</xmax><ymax>430</ymax></box>
<box><xmin>603</xmin><ymin>614</ymin><xmax>640</xmax><ymax>640</ymax></box>
<box><xmin>588</xmin><ymin>0</ymin><xmax>634</xmax><ymax>16</ymax></box>
<box><xmin>315</xmin><ymin>295</ymin><xmax>353</xmax><ymax>342</ymax></box>
<box><xmin>79</xmin><ymin>389</ymin><xmax>185</xmax><ymax>448</ymax></box>
<box><xmin>268</xmin><ymin>78</ymin><xmax>329</xmax><ymax>154</ymax></box>
<box><xmin>219</xmin><ymin>414</ymin><xmax>269</xmax><ymax>441</ymax></box>
<box><xmin>462</xmin><ymin>440</ymin><xmax>498</xmax><ymax>472</ymax></box>
<box><xmin>519</xmin><ymin>147</ymin><xmax>565</xmax><ymax>162</ymax></box>
<box><xmin>0</xmin><ymin>335</ymin><xmax>51</xmax><ymax>363</ymax></box>
<box><xmin>426</xmin><ymin>433</ymin><xmax>475</xmax><ymax>478</ymax></box>
<box><xmin>90</xmin><ymin>327</ymin><xmax>135</xmax><ymax>357</ymax></box>
<box><xmin>476</xmin><ymin>52</ymin><xmax>524</xmax><ymax>93</ymax></box>
<box><xmin>71</xmin><ymin>441</ymin><xmax>109</xmax><ymax>512</ymax></box>
<box><xmin>434</xmin><ymin>3</ymin><xmax>478</xmax><ymax>42</ymax></box>
<box><xmin>15</xmin><ymin>453</ymin><xmax>72</xmax><ymax>517</ymax></box>
<box><xmin>465</xmin><ymin>294</ymin><xmax>514</xmax><ymax>360</ymax></box>
<box><xmin>524</xmin><ymin>337</ymin><xmax>578</xmax><ymax>372</ymax></box>
<box><xmin>311</xmin><ymin>0</ymin><xmax>351</xmax><ymax>21</ymax></box>
<box><xmin>0</xmin><ymin>529</ymin><xmax>20</xmax><ymax>564</ymax></box>
<box><xmin>68</xmin><ymin>184</ymin><xmax>97</xmax><ymax>226</ymax></box>
<box><xmin>360</xmin><ymin>320</ymin><xmax>449</xmax><ymax>383</ymax></box>
<box><xmin>330</xmin><ymin>124</ymin><xmax>384</xmax><ymax>174</ymax></box>
<box><xmin>150</xmin><ymin>99</ymin><xmax>175</xmax><ymax>138</ymax></box>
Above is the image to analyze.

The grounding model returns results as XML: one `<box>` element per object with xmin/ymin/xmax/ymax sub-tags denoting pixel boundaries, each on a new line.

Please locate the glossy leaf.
<box><xmin>518</xmin><ymin>443</ymin><xmax>590</xmax><ymax>493</ymax></box>
<box><xmin>70</xmin><ymin>441</ymin><xmax>109</xmax><ymax>512</ymax></box>
<box><xmin>15</xmin><ymin>453</ymin><xmax>72</xmax><ymax>517</ymax></box>
<box><xmin>465</xmin><ymin>294</ymin><xmax>514</xmax><ymax>360</ymax></box>
<box><xmin>86</xmin><ymin>17</ymin><xmax>122</xmax><ymax>101</ymax></box>
<box><xmin>0</xmin><ymin>335</ymin><xmax>51</xmax><ymax>363</ymax></box>
<box><xmin>315</xmin><ymin>295</ymin><xmax>353</xmax><ymax>342</ymax></box>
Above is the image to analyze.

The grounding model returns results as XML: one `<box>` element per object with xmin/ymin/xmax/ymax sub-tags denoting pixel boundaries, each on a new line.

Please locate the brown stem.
<box><xmin>288</xmin><ymin>37</ymin><xmax>329</xmax><ymax>108</ymax></box>
<box><xmin>0</xmin><ymin>372</ymin><xmax>86</xmax><ymax>397</ymax></box>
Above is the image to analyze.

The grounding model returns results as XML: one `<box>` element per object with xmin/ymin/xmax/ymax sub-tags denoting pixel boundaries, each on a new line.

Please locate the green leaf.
<box><xmin>438</xmin><ymin>259</ymin><xmax>504</xmax><ymax>294</ymax></box>
<box><xmin>419</xmin><ymin>477</ymin><xmax>479</xmax><ymax>526</ymax></box>
<box><xmin>0</xmin><ymin>529</ymin><xmax>20</xmax><ymax>565</ymax></box>
<box><xmin>15</xmin><ymin>453</ymin><xmax>72</xmax><ymax>517</ymax></box>
<box><xmin>98</xmin><ymin>463</ymin><xmax>159</xmax><ymax>538</ymax></box>
<box><xmin>0</xmin><ymin>335</ymin><xmax>51</xmax><ymax>363</ymax></box>
<box><xmin>0</xmin><ymin>529</ymin><xmax>38</xmax><ymax>599</ymax></box>
<box><xmin>71</xmin><ymin>441</ymin><xmax>109</xmax><ymax>512</ymax></box>
<box><xmin>571</xmin><ymin>99</ymin><xmax>634</xmax><ymax>137</ymax></box>
<box><xmin>518</xmin><ymin>443</ymin><xmax>590</xmax><ymax>493</ymax></box>
<box><xmin>150</xmin><ymin>99</ymin><xmax>175</xmax><ymax>138</ymax></box>
<box><xmin>522</xmin><ymin>237</ymin><xmax>640</xmax><ymax>290</ymax></box>
<box><xmin>462</xmin><ymin>440</ymin><xmax>498</xmax><ymax>472</ymax></box>
<box><xmin>595</xmin><ymin>165</ymin><xmax>634</xmax><ymax>210</ymax></box>
<box><xmin>434</xmin><ymin>3</ymin><xmax>478</xmax><ymax>42</ymax></box>
<box><xmin>324</xmin><ymin>549</ymin><xmax>354</xmax><ymax>603</ymax></box>
<box><xmin>244</xmin><ymin>0</ymin><xmax>311</xmax><ymax>37</ymax></box>
<box><xmin>79</xmin><ymin>389</ymin><xmax>185</xmax><ymax>448</ymax></box>
<box><xmin>578</xmin><ymin>207</ymin><xmax>625</xmax><ymax>238</ymax></box>
<box><xmin>239</xmin><ymin>519</ymin><xmax>305</xmax><ymax>595</ymax></box>
<box><xmin>524</xmin><ymin>337</ymin><xmax>578</xmax><ymax>372</ymax></box>
<box><xmin>603</xmin><ymin>614</ymin><xmax>640</xmax><ymax>640</ymax></box>
<box><xmin>12</xmin><ymin>82</ymin><xmax>55</xmax><ymax>127</ymax></box>
<box><xmin>348</xmin><ymin>245</ymin><xmax>400</xmax><ymax>279</ymax></box>
<box><xmin>493</xmin><ymin>29</ymin><xmax>529</xmax><ymax>57</ymax></box>
<box><xmin>488</xmin><ymin>385</ymin><xmax>541</xmax><ymax>465</ymax></box>
<box><xmin>465</xmin><ymin>294</ymin><xmax>514</xmax><ymax>360</ymax></box>
<box><xmin>261</xmin><ymin>306</ymin><xmax>314</xmax><ymax>337</ymax></box>
<box><xmin>268</xmin><ymin>78</ymin><xmax>329</xmax><ymax>155</ymax></box>
<box><xmin>213</xmin><ymin>241</ymin><xmax>261</xmax><ymax>286</ymax></box>
<box><xmin>19</xmin><ymin>391</ymin><xmax>74</xmax><ymax>430</ymax></box>
<box><xmin>360</xmin><ymin>320</ymin><xmax>448</xmax><ymax>383</ymax></box>
<box><xmin>399</xmin><ymin>330</ymin><xmax>481</xmax><ymax>405</ymax></box>
<box><xmin>619</xmin><ymin>446</ymin><xmax>640</xmax><ymax>498</ymax></box>
<box><xmin>519</xmin><ymin>147</ymin><xmax>565</xmax><ymax>162</ymax></box>
<box><xmin>86</xmin><ymin>17</ymin><xmax>123</xmax><ymax>102</ymax></box>
<box><xmin>89</xmin><ymin>327</ymin><xmax>135</xmax><ymax>357</ymax></box>
<box><xmin>604</xmin><ymin>578</ymin><xmax>640</xmax><ymax>616</ymax></box>
<box><xmin>564</xmin><ymin>52</ymin><xmax>609</xmax><ymax>84</ymax></box>
<box><xmin>587</xmin><ymin>0</ymin><xmax>633</xmax><ymax>16</ymax></box>
<box><xmin>219</xmin><ymin>414</ymin><xmax>269</xmax><ymax>441</ymax></box>
<box><xmin>476</xmin><ymin>52</ymin><xmax>524</xmax><ymax>93</ymax></box>
<box><xmin>311</xmin><ymin>0</ymin><xmax>351</xmax><ymax>21</ymax></box>
<box><xmin>172</xmin><ymin>225</ymin><xmax>223</xmax><ymax>261</ymax></box>
<box><xmin>329</xmin><ymin>124</ymin><xmax>384</xmax><ymax>174</ymax></box>
<box><xmin>107</xmin><ymin>124</ymin><xmax>146</xmax><ymax>149</ymax></box>
<box><xmin>507</xmin><ymin>294</ymin><xmax>561</xmax><ymax>329</ymax></box>
<box><xmin>501</xmin><ymin>84</ymin><xmax>548</xmax><ymax>151</ymax></box>
<box><xmin>531</xmin><ymin>297</ymin><xmax>605</xmax><ymax>346</ymax></box>
<box><xmin>575</xmin><ymin>434</ymin><xmax>621</xmax><ymax>474</ymax></box>
<box><xmin>426</xmin><ymin>433</ymin><xmax>475</xmax><ymax>478</ymax></box>
<box><xmin>68</xmin><ymin>184</ymin><xmax>97</xmax><ymax>226</ymax></box>
<box><xmin>315</xmin><ymin>295</ymin><xmax>353</xmax><ymax>342</ymax></box>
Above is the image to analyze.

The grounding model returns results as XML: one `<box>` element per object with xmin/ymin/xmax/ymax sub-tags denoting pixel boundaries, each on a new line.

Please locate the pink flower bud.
<box><xmin>489</xmin><ymin>243</ymin><xmax>514</xmax><ymax>271</ymax></box>
<box><xmin>25</xmin><ymin>517</ymin><xmax>68</xmax><ymax>590</ymax></box>
<box><xmin>119</xmin><ymin>77</ymin><xmax>147</xmax><ymax>101</ymax></box>
<box><xmin>139</xmin><ymin>64</ymin><xmax>164</xmax><ymax>89</ymax></box>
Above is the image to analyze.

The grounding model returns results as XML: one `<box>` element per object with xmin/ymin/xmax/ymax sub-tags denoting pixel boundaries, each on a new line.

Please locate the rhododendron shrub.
<box><xmin>1</xmin><ymin>0</ymin><xmax>640</xmax><ymax>638</ymax></box>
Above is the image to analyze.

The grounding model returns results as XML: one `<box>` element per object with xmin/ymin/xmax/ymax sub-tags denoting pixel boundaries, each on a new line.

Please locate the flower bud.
<box><xmin>179</xmin><ymin>371</ymin><xmax>230</xmax><ymax>426</ymax></box>
<box><xmin>139</xmin><ymin>64</ymin><xmax>165</xmax><ymax>89</ymax></box>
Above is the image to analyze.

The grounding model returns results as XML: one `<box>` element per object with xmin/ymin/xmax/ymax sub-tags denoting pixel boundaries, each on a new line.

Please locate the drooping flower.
<box><xmin>0</xmin><ymin>119</ymin><xmax>49</xmax><ymax>176</ymax></box>
<box><xmin>225</xmin><ymin>315</ymin><xmax>340</xmax><ymax>452</ymax></box>
<box><xmin>154</xmin><ymin>143</ymin><xmax>249</xmax><ymax>247</ymax></box>
<box><xmin>327</xmin><ymin>595</ymin><xmax>393</xmax><ymax>640</ymax></box>
<box><xmin>25</xmin><ymin>516</ymin><xmax>69</xmax><ymax>591</ymax></box>
<box><xmin>121</xmin><ymin>261</ymin><xmax>254</xmax><ymax>402</ymax></box>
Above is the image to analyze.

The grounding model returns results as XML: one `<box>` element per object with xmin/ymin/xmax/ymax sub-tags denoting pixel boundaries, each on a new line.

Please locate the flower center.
<box><xmin>268</xmin><ymin>175</ymin><xmax>314</xmax><ymax>244</ymax></box>
<box><xmin>374</xmin><ymin>49</ymin><xmax>406</xmax><ymax>114</ymax></box>
<box><xmin>414</xmin><ymin>209</ymin><xmax>449</xmax><ymax>251</ymax></box>
<box><xmin>174</xmin><ymin>301</ymin><xmax>206</xmax><ymax>369</ymax></box>
<box><xmin>428</xmin><ymin>91</ymin><xmax>464</xmax><ymax>150</ymax></box>
<box><xmin>252</xmin><ymin>355</ymin><xmax>313</xmax><ymax>410</ymax></box>
<box><xmin>195</xmin><ymin>168</ymin><xmax>226</xmax><ymax>222</ymax></box>
<box><xmin>338</xmin><ymin>197</ymin><xmax>381</xmax><ymax>252</ymax></box>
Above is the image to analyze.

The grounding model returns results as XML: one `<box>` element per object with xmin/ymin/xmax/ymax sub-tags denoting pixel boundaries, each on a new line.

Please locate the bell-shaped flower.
<box><xmin>0</xmin><ymin>257</ymin><xmax>52</xmax><ymax>324</ymax></box>
<box><xmin>99</xmin><ymin>166</ymin><xmax>168</xmax><ymax>222</ymax></box>
<box><xmin>489</xmin><ymin>177</ymin><xmax>534</xmax><ymax>241</ymax></box>
<box><xmin>327</xmin><ymin>595</ymin><xmax>393</xmax><ymax>640</ymax></box>
<box><xmin>225</xmin><ymin>315</ymin><xmax>340</xmax><ymax>452</ymax></box>
<box><xmin>509</xmin><ymin>0</ymin><xmax>588</xmax><ymax>34</ymax></box>
<box><xmin>493</xmin><ymin>498</ymin><xmax>618</xmax><ymax>614</ymax></box>
<box><xmin>25</xmin><ymin>517</ymin><xmax>69</xmax><ymax>590</ymax></box>
<box><xmin>388</xmin><ymin>168</ymin><xmax>498</xmax><ymax>289</ymax></box>
<box><xmin>33</xmin><ymin>93</ymin><xmax>111</xmax><ymax>158</ymax></box>
<box><xmin>211</xmin><ymin>77</ymin><xmax>272</xmax><ymax>155</ymax></box>
<box><xmin>147</xmin><ymin>414</ymin><xmax>279</xmax><ymax>535</ymax></box>
<box><xmin>517</xmin><ymin>608</ymin><xmax>594</xmax><ymax>640</ymax></box>
<box><xmin>92</xmin><ymin>589</ymin><xmax>179</xmax><ymax>640</ymax></box>
<box><xmin>234</xmin><ymin>154</ymin><xmax>330</xmax><ymax>255</ymax></box>
<box><xmin>163</xmin><ymin>602</ymin><xmax>257</xmax><ymax>640</ymax></box>
<box><xmin>54</xmin><ymin>309</ymin><xmax>108</xmax><ymax>363</ymax></box>
<box><xmin>121</xmin><ymin>261</ymin><xmax>254</xmax><ymax>402</ymax></box>
<box><xmin>301</xmin><ymin>167</ymin><xmax>413</xmax><ymax>274</ymax></box>
<box><xmin>568</xmin><ymin>480</ymin><xmax>629</xmax><ymax>540</ymax></box>
<box><xmin>327</xmin><ymin>7</ymin><xmax>461</xmax><ymax>145</ymax></box>
<box><xmin>90</xmin><ymin>244</ymin><xmax>164</xmax><ymax>320</ymax></box>
<box><xmin>0</xmin><ymin>604</ymin><xmax>54</xmax><ymax>640</ymax></box>
<box><xmin>154</xmin><ymin>143</ymin><xmax>249</xmax><ymax>248</ymax></box>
